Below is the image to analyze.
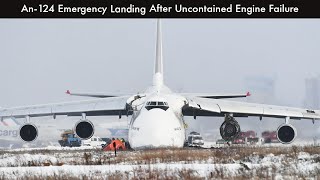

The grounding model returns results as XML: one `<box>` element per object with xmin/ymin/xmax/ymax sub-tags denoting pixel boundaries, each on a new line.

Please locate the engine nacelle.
<box><xmin>277</xmin><ymin>124</ymin><xmax>297</xmax><ymax>144</ymax></box>
<box><xmin>74</xmin><ymin>120</ymin><xmax>94</xmax><ymax>139</ymax></box>
<box><xmin>19</xmin><ymin>123</ymin><xmax>38</xmax><ymax>142</ymax></box>
<box><xmin>220</xmin><ymin>116</ymin><xmax>241</xmax><ymax>141</ymax></box>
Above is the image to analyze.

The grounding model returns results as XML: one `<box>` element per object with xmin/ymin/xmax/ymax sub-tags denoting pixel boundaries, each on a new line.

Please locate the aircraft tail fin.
<box><xmin>153</xmin><ymin>19</ymin><xmax>164</xmax><ymax>87</ymax></box>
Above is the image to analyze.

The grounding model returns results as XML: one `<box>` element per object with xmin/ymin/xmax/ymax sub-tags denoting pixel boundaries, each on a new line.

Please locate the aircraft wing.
<box><xmin>183</xmin><ymin>97</ymin><xmax>320</xmax><ymax>120</ymax></box>
<box><xmin>65</xmin><ymin>90</ymin><xmax>119</xmax><ymax>98</ymax></box>
<box><xmin>180</xmin><ymin>92</ymin><xmax>251</xmax><ymax>99</ymax></box>
<box><xmin>0</xmin><ymin>96</ymin><xmax>132</xmax><ymax>119</ymax></box>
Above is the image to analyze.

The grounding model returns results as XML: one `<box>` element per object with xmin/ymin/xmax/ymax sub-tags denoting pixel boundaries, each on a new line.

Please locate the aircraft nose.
<box><xmin>129</xmin><ymin>109</ymin><xmax>184</xmax><ymax>148</ymax></box>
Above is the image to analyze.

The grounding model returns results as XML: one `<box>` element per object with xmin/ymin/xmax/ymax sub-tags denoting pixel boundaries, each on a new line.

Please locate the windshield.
<box><xmin>145</xmin><ymin>101</ymin><xmax>169</xmax><ymax>111</ymax></box>
<box><xmin>194</xmin><ymin>137</ymin><xmax>203</xmax><ymax>140</ymax></box>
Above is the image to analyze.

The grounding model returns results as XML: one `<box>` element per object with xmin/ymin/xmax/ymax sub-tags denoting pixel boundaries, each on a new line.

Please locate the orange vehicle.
<box><xmin>103</xmin><ymin>139</ymin><xmax>126</xmax><ymax>151</ymax></box>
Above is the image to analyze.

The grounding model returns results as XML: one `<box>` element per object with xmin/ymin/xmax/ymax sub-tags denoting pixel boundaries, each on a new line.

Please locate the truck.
<box><xmin>58</xmin><ymin>130</ymin><xmax>107</xmax><ymax>148</ymax></box>
<box><xmin>58</xmin><ymin>130</ymin><xmax>81</xmax><ymax>147</ymax></box>
<box><xmin>262</xmin><ymin>131</ymin><xmax>279</xmax><ymax>143</ymax></box>
<box><xmin>216</xmin><ymin>139</ymin><xmax>228</xmax><ymax>145</ymax></box>
<box><xmin>187</xmin><ymin>131</ymin><xmax>204</xmax><ymax>147</ymax></box>
<box><xmin>232</xmin><ymin>131</ymin><xmax>261</xmax><ymax>145</ymax></box>
<box><xmin>81</xmin><ymin>136</ymin><xmax>107</xmax><ymax>148</ymax></box>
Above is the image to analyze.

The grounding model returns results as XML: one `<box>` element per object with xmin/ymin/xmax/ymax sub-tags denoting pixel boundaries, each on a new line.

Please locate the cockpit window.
<box><xmin>158</xmin><ymin>102</ymin><xmax>164</xmax><ymax>106</ymax></box>
<box><xmin>145</xmin><ymin>101</ymin><xmax>169</xmax><ymax>111</ymax></box>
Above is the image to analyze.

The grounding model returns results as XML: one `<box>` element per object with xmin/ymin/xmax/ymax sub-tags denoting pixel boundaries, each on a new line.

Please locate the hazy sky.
<box><xmin>1</xmin><ymin>19</ymin><xmax>320</xmax><ymax>141</ymax></box>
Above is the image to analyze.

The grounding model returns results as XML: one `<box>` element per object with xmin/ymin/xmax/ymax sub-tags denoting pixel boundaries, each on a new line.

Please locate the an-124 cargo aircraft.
<box><xmin>1</xmin><ymin>20</ymin><xmax>320</xmax><ymax>149</ymax></box>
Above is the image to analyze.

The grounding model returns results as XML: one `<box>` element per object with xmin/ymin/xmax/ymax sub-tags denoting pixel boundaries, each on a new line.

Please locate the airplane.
<box><xmin>0</xmin><ymin>20</ymin><xmax>320</xmax><ymax>149</ymax></box>
<box><xmin>0</xmin><ymin>118</ymin><xmax>20</xmax><ymax>142</ymax></box>
<box><xmin>0</xmin><ymin>117</ymin><xmax>72</xmax><ymax>147</ymax></box>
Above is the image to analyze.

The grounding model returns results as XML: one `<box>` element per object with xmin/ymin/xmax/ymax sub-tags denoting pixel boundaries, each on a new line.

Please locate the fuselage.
<box><xmin>128</xmin><ymin>85</ymin><xmax>187</xmax><ymax>149</ymax></box>
<box><xmin>126</xmin><ymin>20</ymin><xmax>188</xmax><ymax>149</ymax></box>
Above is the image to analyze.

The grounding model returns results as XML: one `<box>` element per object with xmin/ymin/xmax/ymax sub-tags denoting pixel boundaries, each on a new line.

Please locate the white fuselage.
<box><xmin>128</xmin><ymin>85</ymin><xmax>187</xmax><ymax>149</ymax></box>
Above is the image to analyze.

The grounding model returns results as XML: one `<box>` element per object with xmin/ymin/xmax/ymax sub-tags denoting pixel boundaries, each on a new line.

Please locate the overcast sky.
<box><xmin>1</xmin><ymin>19</ymin><xmax>320</xmax><ymax>141</ymax></box>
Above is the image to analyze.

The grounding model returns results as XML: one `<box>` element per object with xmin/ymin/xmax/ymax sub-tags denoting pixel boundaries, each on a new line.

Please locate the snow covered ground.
<box><xmin>0</xmin><ymin>146</ymin><xmax>319</xmax><ymax>179</ymax></box>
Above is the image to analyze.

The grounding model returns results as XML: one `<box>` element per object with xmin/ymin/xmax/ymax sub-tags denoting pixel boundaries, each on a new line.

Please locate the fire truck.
<box><xmin>232</xmin><ymin>130</ymin><xmax>261</xmax><ymax>145</ymax></box>
<box><xmin>261</xmin><ymin>131</ymin><xmax>279</xmax><ymax>143</ymax></box>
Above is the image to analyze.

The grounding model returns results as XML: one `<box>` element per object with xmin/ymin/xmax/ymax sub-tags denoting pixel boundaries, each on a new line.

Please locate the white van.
<box><xmin>81</xmin><ymin>136</ymin><xmax>106</xmax><ymax>148</ymax></box>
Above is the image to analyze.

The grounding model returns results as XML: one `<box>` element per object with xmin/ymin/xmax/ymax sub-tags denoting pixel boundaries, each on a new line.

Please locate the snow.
<box><xmin>0</xmin><ymin>146</ymin><xmax>319</xmax><ymax>179</ymax></box>
<box><xmin>0</xmin><ymin>163</ymin><xmax>242</xmax><ymax>179</ymax></box>
<box><xmin>1</xmin><ymin>162</ymin><xmax>318</xmax><ymax>179</ymax></box>
<box><xmin>8</xmin><ymin>145</ymin><xmax>96</xmax><ymax>152</ymax></box>
<box><xmin>0</xmin><ymin>154</ymin><xmax>58</xmax><ymax>167</ymax></box>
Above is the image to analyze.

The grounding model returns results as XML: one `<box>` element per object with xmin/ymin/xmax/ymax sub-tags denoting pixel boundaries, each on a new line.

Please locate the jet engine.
<box><xmin>19</xmin><ymin>123</ymin><xmax>38</xmax><ymax>142</ymax></box>
<box><xmin>220</xmin><ymin>115</ymin><xmax>241</xmax><ymax>141</ymax></box>
<box><xmin>277</xmin><ymin>124</ymin><xmax>297</xmax><ymax>144</ymax></box>
<box><xmin>74</xmin><ymin>120</ymin><xmax>94</xmax><ymax>139</ymax></box>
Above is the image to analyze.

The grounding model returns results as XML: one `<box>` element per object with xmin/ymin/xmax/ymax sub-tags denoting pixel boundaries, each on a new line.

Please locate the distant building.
<box><xmin>304</xmin><ymin>76</ymin><xmax>320</xmax><ymax>109</ymax></box>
